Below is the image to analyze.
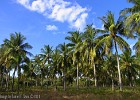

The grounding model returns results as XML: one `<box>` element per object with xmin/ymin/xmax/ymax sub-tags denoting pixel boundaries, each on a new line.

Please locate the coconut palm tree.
<box><xmin>102</xmin><ymin>54</ymin><xmax>117</xmax><ymax>90</ymax></box>
<box><xmin>39</xmin><ymin>45</ymin><xmax>53</xmax><ymax>87</ymax></box>
<box><xmin>57</xmin><ymin>43</ymin><xmax>70</xmax><ymax>91</ymax></box>
<box><xmin>21</xmin><ymin>57</ymin><xmax>38</xmax><ymax>87</ymax></box>
<box><xmin>65</xmin><ymin>31</ymin><xmax>82</xmax><ymax>90</ymax></box>
<box><xmin>40</xmin><ymin>45</ymin><xmax>53</xmax><ymax>66</ymax></box>
<box><xmin>50</xmin><ymin>48</ymin><xmax>61</xmax><ymax>89</ymax></box>
<box><xmin>120</xmin><ymin>50</ymin><xmax>139</xmax><ymax>86</ymax></box>
<box><xmin>121</xmin><ymin>0</ymin><xmax>140</xmax><ymax>34</ymax></box>
<box><xmin>82</xmin><ymin>24</ymin><xmax>98</xmax><ymax>87</ymax></box>
<box><xmin>97</xmin><ymin>11</ymin><xmax>131</xmax><ymax>91</ymax></box>
<box><xmin>33</xmin><ymin>55</ymin><xmax>43</xmax><ymax>86</ymax></box>
<box><xmin>2</xmin><ymin>32</ymin><xmax>32</xmax><ymax>91</ymax></box>
<box><xmin>133</xmin><ymin>37</ymin><xmax>140</xmax><ymax>57</ymax></box>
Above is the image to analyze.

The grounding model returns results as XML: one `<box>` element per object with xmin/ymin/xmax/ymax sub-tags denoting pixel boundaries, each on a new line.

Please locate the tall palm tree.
<box><xmin>57</xmin><ymin>43</ymin><xmax>70</xmax><ymax>91</ymax></box>
<box><xmin>51</xmin><ymin>48</ymin><xmax>61</xmax><ymax>89</ymax></box>
<box><xmin>97</xmin><ymin>11</ymin><xmax>130</xmax><ymax>91</ymax></box>
<box><xmin>21</xmin><ymin>57</ymin><xmax>37</xmax><ymax>87</ymax></box>
<box><xmin>39</xmin><ymin>45</ymin><xmax>53</xmax><ymax>87</ymax></box>
<box><xmin>83</xmin><ymin>24</ymin><xmax>99</xmax><ymax>87</ymax></box>
<box><xmin>82</xmin><ymin>24</ymin><xmax>98</xmax><ymax>87</ymax></box>
<box><xmin>0</xmin><ymin>45</ymin><xmax>6</xmax><ymax>89</ymax></box>
<box><xmin>120</xmin><ymin>50</ymin><xmax>139</xmax><ymax>86</ymax></box>
<box><xmin>121</xmin><ymin>0</ymin><xmax>140</xmax><ymax>34</ymax></box>
<box><xmin>33</xmin><ymin>55</ymin><xmax>43</xmax><ymax>86</ymax></box>
<box><xmin>65</xmin><ymin>31</ymin><xmax>82</xmax><ymax>90</ymax></box>
<box><xmin>102</xmin><ymin>54</ymin><xmax>117</xmax><ymax>90</ymax></box>
<box><xmin>2</xmin><ymin>32</ymin><xmax>32</xmax><ymax>91</ymax></box>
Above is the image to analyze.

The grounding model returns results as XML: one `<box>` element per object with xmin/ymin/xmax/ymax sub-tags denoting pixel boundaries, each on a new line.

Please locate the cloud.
<box><xmin>17</xmin><ymin>0</ymin><xmax>89</xmax><ymax>31</ymax></box>
<box><xmin>71</xmin><ymin>13</ymin><xmax>88</xmax><ymax>30</ymax></box>
<box><xmin>46</xmin><ymin>25</ymin><xmax>58</xmax><ymax>31</ymax></box>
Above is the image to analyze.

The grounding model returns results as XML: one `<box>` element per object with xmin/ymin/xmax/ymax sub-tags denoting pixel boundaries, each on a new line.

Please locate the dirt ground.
<box><xmin>0</xmin><ymin>89</ymin><xmax>140</xmax><ymax>100</ymax></box>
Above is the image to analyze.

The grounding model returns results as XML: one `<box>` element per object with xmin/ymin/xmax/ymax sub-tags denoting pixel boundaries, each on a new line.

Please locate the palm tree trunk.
<box><xmin>111</xmin><ymin>73</ymin><xmax>114</xmax><ymax>91</ymax></box>
<box><xmin>114</xmin><ymin>41</ymin><xmax>122</xmax><ymax>91</ymax></box>
<box><xmin>41</xmin><ymin>69</ymin><xmax>44</xmax><ymax>87</ymax></box>
<box><xmin>1</xmin><ymin>66</ymin><xmax>4</xmax><ymax>89</ymax></box>
<box><xmin>12</xmin><ymin>67</ymin><xmax>16</xmax><ymax>91</ymax></box>
<box><xmin>36</xmin><ymin>80</ymin><xmax>38</xmax><ymax>87</ymax></box>
<box><xmin>64</xmin><ymin>56</ymin><xmax>67</xmax><ymax>91</ymax></box>
<box><xmin>17</xmin><ymin>65</ymin><xmax>20</xmax><ymax>92</ymax></box>
<box><xmin>93</xmin><ymin>63</ymin><xmax>97</xmax><ymax>87</ymax></box>
<box><xmin>41</xmin><ymin>74</ymin><xmax>43</xmax><ymax>87</ymax></box>
<box><xmin>76</xmin><ymin>64</ymin><xmax>79</xmax><ymax>90</ymax></box>
<box><xmin>63</xmin><ymin>70</ymin><xmax>66</xmax><ymax>91</ymax></box>
<box><xmin>8</xmin><ymin>71</ymin><xmax>10</xmax><ymax>90</ymax></box>
<box><xmin>6</xmin><ymin>71</ymin><xmax>9</xmax><ymax>91</ymax></box>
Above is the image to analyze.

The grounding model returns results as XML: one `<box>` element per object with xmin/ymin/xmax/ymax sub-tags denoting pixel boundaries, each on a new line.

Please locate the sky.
<box><xmin>0</xmin><ymin>0</ymin><xmax>136</xmax><ymax>55</ymax></box>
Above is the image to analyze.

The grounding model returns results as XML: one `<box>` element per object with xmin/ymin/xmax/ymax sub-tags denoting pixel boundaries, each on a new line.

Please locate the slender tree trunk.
<box><xmin>41</xmin><ymin>69</ymin><xmax>44</xmax><ymax>87</ymax></box>
<box><xmin>27</xmin><ymin>82</ymin><xmax>28</xmax><ymax>87</ymax></box>
<box><xmin>17</xmin><ymin>65</ymin><xmax>21</xmax><ymax>92</ymax></box>
<box><xmin>6</xmin><ymin>71</ymin><xmax>9</xmax><ymax>91</ymax></box>
<box><xmin>8</xmin><ymin>71</ymin><xmax>10</xmax><ymax>90</ymax></box>
<box><xmin>64</xmin><ymin>56</ymin><xmax>67</xmax><ymax>91</ymax></box>
<box><xmin>114</xmin><ymin>41</ymin><xmax>122</xmax><ymax>91</ymax></box>
<box><xmin>12</xmin><ymin>67</ymin><xmax>16</xmax><ymax>91</ymax></box>
<box><xmin>54</xmin><ymin>77</ymin><xmax>57</xmax><ymax>91</ymax></box>
<box><xmin>128</xmin><ymin>72</ymin><xmax>132</xmax><ymax>87</ymax></box>
<box><xmin>76</xmin><ymin>64</ymin><xmax>79</xmax><ymax>90</ymax></box>
<box><xmin>93</xmin><ymin>63</ymin><xmax>97</xmax><ymax>87</ymax></box>
<box><xmin>111</xmin><ymin>73</ymin><xmax>114</xmax><ymax>91</ymax></box>
<box><xmin>36</xmin><ymin>80</ymin><xmax>38</xmax><ymax>87</ymax></box>
<box><xmin>63</xmin><ymin>70</ymin><xmax>66</xmax><ymax>91</ymax></box>
<box><xmin>41</xmin><ymin>74</ymin><xmax>43</xmax><ymax>87</ymax></box>
<box><xmin>1</xmin><ymin>66</ymin><xmax>4</xmax><ymax>89</ymax></box>
<box><xmin>86</xmin><ymin>76</ymin><xmax>89</xmax><ymax>88</ymax></box>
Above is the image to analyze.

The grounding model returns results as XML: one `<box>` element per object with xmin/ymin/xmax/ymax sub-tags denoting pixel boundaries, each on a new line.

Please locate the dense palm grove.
<box><xmin>1</xmin><ymin>0</ymin><xmax>140</xmax><ymax>92</ymax></box>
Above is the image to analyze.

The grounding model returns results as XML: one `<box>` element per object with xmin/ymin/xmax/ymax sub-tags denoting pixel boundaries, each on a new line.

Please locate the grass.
<box><xmin>0</xmin><ymin>86</ymin><xmax>140</xmax><ymax>100</ymax></box>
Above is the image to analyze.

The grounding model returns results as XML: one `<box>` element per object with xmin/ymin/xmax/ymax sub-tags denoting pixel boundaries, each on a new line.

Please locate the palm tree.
<box><xmin>97</xmin><ymin>11</ymin><xmax>130</xmax><ymax>91</ymax></box>
<box><xmin>57</xmin><ymin>43</ymin><xmax>70</xmax><ymax>91</ymax></box>
<box><xmin>39</xmin><ymin>45</ymin><xmax>53</xmax><ymax>87</ymax></box>
<box><xmin>2</xmin><ymin>32</ymin><xmax>32</xmax><ymax>91</ymax></box>
<box><xmin>40</xmin><ymin>45</ymin><xmax>53</xmax><ymax>66</ymax></box>
<box><xmin>120</xmin><ymin>50</ymin><xmax>139</xmax><ymax>86</ymax></box>
<box><xmin>65</xmin><ymin>31</ymin><xmax>82</xmax><ymax>90</ymax></box>
<box><xmin>21</xmin><ymin>57</ymin><xmax>37</xmax><ymax>87</ymax></box>
<box><xmin>102</xmin><ymin>54</ymin><xmax>117</xmax><ymax>90</ymax></box>
<box><xmin>82</xmin><ymin>24</ymin><xmax>98</xmax><ymax>87</ymax></box>
<box><xmin>51</xmin><ymin>48</ymin><xmax>61</xmax><ymax>89</ymax></box>
<box><xmin>133</xmin><ymin>37</ymin><xmax>140</xmax><ymax>57</ymax></box>
<box><xmin>0</xmin><ymin>45</ymin><xmax>6</xmax><ymax>89</ymax></box>
<box><xmin>121</xmin><ymin>0</ymin><xmax>140</xmax><ymax>34</ymax></box>
<box><xmin>33</xmin><ymin>55</ymin><xmax>43</xmax><ymax>86</ymax></box>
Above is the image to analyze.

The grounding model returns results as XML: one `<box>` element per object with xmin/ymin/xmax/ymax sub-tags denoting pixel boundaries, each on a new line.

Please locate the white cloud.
<box><xmin>31</xmin><ymin>0</ymin><xmax>46</xmax><ymax>13</ymax></box>
<box><xmin>46</xmin><ymin>25</ymin><xmax>58</xmax><ymax>31</ymax></box>
<box><xmin>71</xmin><ymin>13</ymin><xmax>88</xmax><ymax>31</ymax></box>
<box><xmin>17</xmin><ymin>0</ymin><xmax>89</xmax><ymax>31</ymax></box>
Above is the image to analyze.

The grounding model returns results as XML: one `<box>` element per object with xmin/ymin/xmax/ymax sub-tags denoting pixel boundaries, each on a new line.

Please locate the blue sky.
<box><xmin>0</xmin><ymin>0</ymin><xmax>135</xmax><ymax>55</ymax></box>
